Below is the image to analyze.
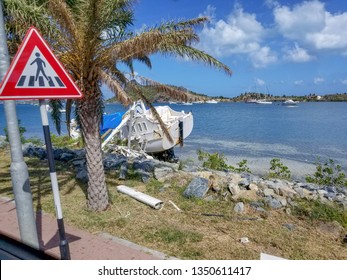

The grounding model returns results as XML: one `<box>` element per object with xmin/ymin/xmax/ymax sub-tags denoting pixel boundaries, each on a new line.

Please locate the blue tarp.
<box><xmin>100</xmin><ymin>112</ymin><xmax>124</xmax><ymax>134</ymax></box>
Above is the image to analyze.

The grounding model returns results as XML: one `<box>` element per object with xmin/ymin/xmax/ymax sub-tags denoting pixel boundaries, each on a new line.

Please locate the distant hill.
<box><xmin>105</xmin><ymin>81</ymin><xmax>229</xmax><ymax>103</ymax></box>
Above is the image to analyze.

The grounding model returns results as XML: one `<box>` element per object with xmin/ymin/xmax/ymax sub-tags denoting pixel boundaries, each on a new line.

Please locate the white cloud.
<box><xmin>249</xmin><ymin>46</ymin><xmax>277</xmax><ymax>68</ymax></box>
<box><xmin>314</xmin><ymin>77</ymin><xmax>324</xmax><ymax>84</ymax></box>
<box><xmin>284</xmin><ymin>43</ymin><xmax>314</xmax><ymax>62</ymax></box>
<box><xmin>294</xmin><ymin>80</ymin><xmax>304</xmax><ymax>86</ymax></box>
<box><xmin>274</xmin><ymin>0</ymin><xmax>347</xmax><ymax>51</ymax></box>
<box><xmin>255</xmin><ymin>78</ymin><xmax>265</xmax><ymax>86</ymax></box>
<box><xmin>197</xmin><ymin>4</ymin><xmax>276</xmax><ymax>68</ymax></box>
<box><xmin>341</xmin><ymin>78</ymin><xmax>347</xmax><ymax>85</ymax></box>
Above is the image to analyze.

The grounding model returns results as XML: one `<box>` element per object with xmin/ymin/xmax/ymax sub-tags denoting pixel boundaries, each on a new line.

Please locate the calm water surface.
<box><xmin>1</xmin><ymin>102</ymin><xmax>346</xmax><ymax>172</ymax></box>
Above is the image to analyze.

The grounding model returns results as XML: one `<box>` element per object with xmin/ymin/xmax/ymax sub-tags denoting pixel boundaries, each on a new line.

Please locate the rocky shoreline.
<box><xmin>18</xmin><ymin>143</ymin><xmax>347</xmax><ymax>213</ymax></box>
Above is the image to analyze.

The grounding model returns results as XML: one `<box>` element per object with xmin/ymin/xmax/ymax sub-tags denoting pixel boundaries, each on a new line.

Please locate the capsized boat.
<box><xmin>101</xmin><ymin>100</ymin><xmax>193</xmax><ymax>154</ymax></box>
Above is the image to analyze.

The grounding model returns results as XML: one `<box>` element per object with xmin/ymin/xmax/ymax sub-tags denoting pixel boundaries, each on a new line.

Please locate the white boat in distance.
<box><xmin>255</xmin><ymin>100</ymin><xmax>272</xmax><ymax>104</ymax></box>
<box><xmin>102</xmin><ymin>100</ymin><xmax>193</xmax><ymax>154</ymax></box>
<box><xmin>206</xmin><ymin>99</ymin><xmax>218</xmax><ymax>104</ymax></box>
<box><xmin>282</xmin><ymin>99</ymin><xmax>299</xmax><ymax>106</ymax></box>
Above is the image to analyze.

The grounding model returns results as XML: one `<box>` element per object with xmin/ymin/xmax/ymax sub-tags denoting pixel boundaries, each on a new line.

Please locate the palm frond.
<box><xmin>99</xmin><ymin>70</ymin><xmax>132</xmax><ymax>105</ymax></box>
<box><xmin>158</xmin><ymin>44</ymin><xmax>232</xmax><ymax>76</ymax></box>
<box><xmin>46</xmin><ymin>0</ymin><xmax>79</xmax><ymax>44</ymax></box>
<box><xmin>129</xmin><ymin>84</ymin><xmax>174</xmax><ymax>144</ymax></box>
<box><xmin>65</xmin><ymin>100</ymin><xmax>74</xmax><ymax>138</ymax></box>
<box><xmin>49</xmin><ymin>99</ymin><xmax>63</xmax><ymax>135</ymax></box>
<box><xmin>134</xmin><ymin>75</ymin><xmax>188</xmax><ymax>102</ymax></box>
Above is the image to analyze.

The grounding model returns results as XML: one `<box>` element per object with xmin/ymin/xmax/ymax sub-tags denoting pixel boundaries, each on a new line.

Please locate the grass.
<box><xmin>0</xmin><ymin>147</ymin><xmax>346</xmax><ymax>260</ymax></box>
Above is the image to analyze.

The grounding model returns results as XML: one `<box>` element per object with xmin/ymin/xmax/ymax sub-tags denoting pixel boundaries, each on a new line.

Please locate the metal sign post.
<box><xmin>39</xmin><ymin>99</ymin><xmax>70</xmax><ymax>260</ymax></box>
<box><xmin>0</xmin><ymin>1</ymin><xmax>39</xmax><ymax>249</ymax></box>
<box><xmin>0</xmin><ymin>26</ymin><xmax>82</xmax><ymax>260</ymax></box>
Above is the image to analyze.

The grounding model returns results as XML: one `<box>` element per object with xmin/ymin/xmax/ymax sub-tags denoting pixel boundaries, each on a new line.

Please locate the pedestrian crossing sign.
<box><xmin>0</xmin><ymin>27</ymin><xmax>83</xmax><ymax>100</ymax></box>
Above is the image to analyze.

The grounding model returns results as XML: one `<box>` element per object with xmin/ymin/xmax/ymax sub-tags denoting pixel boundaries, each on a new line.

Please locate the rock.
<box><xmin>232</xmin><ymin>189</ymin><xmax>259</xmax><ymax>202</ymax></box>
<box><xmin>183</xmin><ymin>177</ymin><xmax>209</xmax><ymax>198</ymax></box>
<box><xmin>104</xmin><ymin>154</ymin><xmax>127</xmax><ymax>170</ymax></box>
<box><xmin>263</xmin><ymin>188</ymin><xmax>275</xmax><ymax>197</ymax></box>
<box><xmin>234</xmin><ymin>202</ymin><xmax>244</xmax><ymax>213</ymax></box>
<box><xmin>133</xmin><ymin>160</ymin><xmax>155</xmax><ymax>173</ymax></box>
<box><xmin>248</xmin><ymin>183</ymin><xmax>259</xmax><ymax>191</ymax></box>
<box><xmin>53</xmin><ymin>148</ymin><xmax>65</xmax><ymax>160</ymax></box>
<box><xmin>250</xmin><ymin>201</ymin><xmax>265</xmax><ymax>209</ymax></box>
<box><xmin>204</xmin><ymin>195</ymin><xmax>216</xmax><ymax>201</ymax></box>
<box><xmin>228</xmin><ymin>183</ymin><xmax>240</xmax><ymax>195</ymax></box>
<box><xmin>265</xmin><ymin>197</ymin><xmax>282</xmax><ymax>209</ymax></box>
<box><xmin>294</xmin><ymin>187</ymin><xmax>312</xmax><ymax>199</ymax></box>
<box><xmin>154</xmin><ymin>166</ymin><xmax>174</xmax><ymax>180</ymax></box>
<box><xmin>76</xmin><ymin>168</ymin><xmax>88</xmax><ymax>183</ymax></box>
<box><xmin>266</xmin><ymin>181</ymin><xmax>281</xmax><ymax>195</ymax></box>
<box><xmin>118</xmin><ymin>163</ymin><xmax>128</xmax><ymax>180</ymax></box>
<box><xmin>238</xmin><ymin>179</ymin><xmax>250</xmax><ymax>188</ymax></box>
<box><xmin>303</xmin><ymin>183</ymin><xmax>319</xmax><ymax>192</ymax></box>
<box><xmin>135</xmin><ymin>170</ymin><xmax>152</xmax><ymax>183</ymax></box>
<box><xmin>282</xmin><ymin>223</ymin><xmax>295</xmax><ymax>231</ymax></box>
<box><xmin>22</xmin><ymin>143</ymin><xmax>46</xmax><ymax>159</ymax></box>
<box><xmin>60</xmin><ymin>152</ymin><xmax>75</xmax><ymax>162</ymax></box>
<box><xmin>278</xmin><ymin>186</ymin><xmax>298</xmax><ymax>198</ymax></box>
<box><xmin>279</xmin><ymin>197</ymin><xmax>287</xmax><ymax>207</ymax></box>
<box><xmin>71</xmin><ymin>158</ymin><xmax>86</xmax><ymax>168</ymax></box>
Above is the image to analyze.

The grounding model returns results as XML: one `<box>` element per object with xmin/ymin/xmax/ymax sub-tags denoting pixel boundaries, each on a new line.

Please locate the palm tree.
<box><xmin>4</xmin><ymin>0</ymin><xmax>232</xmax><ymax>211</ymax></box>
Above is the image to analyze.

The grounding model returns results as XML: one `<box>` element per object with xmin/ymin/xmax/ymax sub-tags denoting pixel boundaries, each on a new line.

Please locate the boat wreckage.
<box><xmin>72</xmin><ymin>100</ymin><xmax>193</xmax><ymax>159</ymax></box>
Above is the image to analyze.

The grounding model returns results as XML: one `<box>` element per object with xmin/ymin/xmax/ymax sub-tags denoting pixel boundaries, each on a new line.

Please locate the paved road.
<box><xmin>0</xmin><ymin>197</ymin><xmax>172</xmax><ymax>260</ymax></box>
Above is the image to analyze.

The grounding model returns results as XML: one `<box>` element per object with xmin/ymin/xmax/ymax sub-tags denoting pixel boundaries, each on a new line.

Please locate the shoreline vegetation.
<box><xmin>2</xmin><ymin>87</ymin><xmax>347</xmax><ymax>105</ymax></box>
<box><xmin>0</xmin><ymin>135</ymin><xmax>346</xmax><ymax>259</ymax></box>
<box><xmin>107</xmin><ymin>89</ymin><xmax>347</xmax><ymax>104</ymax></box>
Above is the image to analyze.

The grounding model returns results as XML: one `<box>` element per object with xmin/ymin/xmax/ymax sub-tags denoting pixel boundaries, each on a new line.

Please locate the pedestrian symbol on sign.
<box><xmin>16</xmin><ymin>47</ymin><xmax>65</xmax><ymax>89</ymax></box>
<box><xmin>30</xmin><ymin>52</ymin><xmax>49</xmax><ymax>82</ymax></box>
<box><xmin>0</xmin><ymin>26</ymin><xmax>83</xmax><ymax>100</ymax></box>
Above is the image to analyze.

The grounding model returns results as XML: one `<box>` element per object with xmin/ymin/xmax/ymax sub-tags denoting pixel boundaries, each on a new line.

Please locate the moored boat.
<box><xmin>282</xmin><ymin>99</ymin><xmax>299</xmax><ymax>106</ymax></box>
<box><xmin>255</xmin><ymin>99</ymin><xmax>272</xmax><ymax>104</ymax></box>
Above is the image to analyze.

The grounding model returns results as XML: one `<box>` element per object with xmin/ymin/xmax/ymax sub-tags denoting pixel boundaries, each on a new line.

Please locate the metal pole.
<box><xmin>39</xmin><ymin>100</ymin><xmax>70</xmax><ymax>260</ymax></box>
<box><xmin>0</xmin><ymin>0</ymin><xmax>39</xmax><ymax>249</ymax></box>
<box><xmin>127</xmin><ymin>108</ymin><xmax>134</xmax><ymax>150</ymax></box>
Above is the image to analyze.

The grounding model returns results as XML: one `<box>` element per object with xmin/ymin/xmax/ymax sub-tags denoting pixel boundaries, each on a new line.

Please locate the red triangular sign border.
<box><xmin>0</xmin><ymin>27</ymin><xmax>83</xmax><ymax>100</ymax></box>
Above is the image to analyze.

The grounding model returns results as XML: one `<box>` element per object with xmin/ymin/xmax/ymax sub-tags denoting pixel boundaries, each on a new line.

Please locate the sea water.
<box><xmin>1</xmin><ymin>101</ymin><xmax>346</xmax><ymax>178</ymax></box>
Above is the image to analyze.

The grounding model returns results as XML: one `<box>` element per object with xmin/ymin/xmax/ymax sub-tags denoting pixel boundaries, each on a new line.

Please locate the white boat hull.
<box><xmin>102</xmin><ymin>101</ymin><xmax>194</xmax><ymax>154</ymax></box>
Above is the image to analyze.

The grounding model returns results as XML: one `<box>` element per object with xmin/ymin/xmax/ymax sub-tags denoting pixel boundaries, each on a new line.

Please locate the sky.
<box><xmin>114</xmin><ymin>0</ymin><xmax>347</xmax><ymax>98</ymax></box>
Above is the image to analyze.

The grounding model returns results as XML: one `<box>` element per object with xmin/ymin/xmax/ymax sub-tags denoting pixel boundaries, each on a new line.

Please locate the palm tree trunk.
<box><xmin>78</xmin><ymin>96</ymin><xmax>109</xmax><ymax>211</ymax></box>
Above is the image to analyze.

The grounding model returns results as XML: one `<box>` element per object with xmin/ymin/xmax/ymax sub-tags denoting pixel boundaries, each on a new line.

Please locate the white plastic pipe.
<box><xmin>117</xmin><ymin>185</ymin><xmax>163</xmax><ymax>210</ymax></box>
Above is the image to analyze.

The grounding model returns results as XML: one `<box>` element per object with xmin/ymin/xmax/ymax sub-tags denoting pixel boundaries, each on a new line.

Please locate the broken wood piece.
<box><xmin>168</xmin><ymin>200</ymin><xmax>182</xmax><ymax>212</ymax></box>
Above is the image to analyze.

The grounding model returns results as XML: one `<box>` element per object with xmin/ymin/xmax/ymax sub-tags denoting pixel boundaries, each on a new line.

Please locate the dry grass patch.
<box><xmin>0</xmin><ymin>148</ymin><xmax>346</xmax><ymax>259</ymax></box>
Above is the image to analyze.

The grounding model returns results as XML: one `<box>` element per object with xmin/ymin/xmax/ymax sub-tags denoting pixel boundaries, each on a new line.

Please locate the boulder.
<box><xmin>265</xmin><ymin>197</ymin><xmax>282</xmax><ymax>209</ymax></box>
<box><xmin>154</xmin><ymin>166</ymin><xmax>174</xmax><ymax>180</ymax></box>
<box><xmin>228</xmin><ymin>182</ymin><xmax>240</xmax><ymax>196</ymax></box>
<box><xmin>183</xmin><ymin>177</ymin><xmax>209</xmax><ymax>198</ymax></box>
<box><xmin>234</xmin><ymin>202</ymin><xmax>245</xmax><ymax>213</ymax></box>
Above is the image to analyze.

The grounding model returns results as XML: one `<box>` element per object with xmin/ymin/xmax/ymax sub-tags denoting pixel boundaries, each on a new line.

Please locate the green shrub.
<box><xmin>268</xmin><ymin>158</ymin><xmax>291</xmax><ymax>179</ymax></box>
<box><xmin>197</xmin><ymin>149</ymin><xmax>251</xmax><ymax>173</ymax></box>
<box><xmin>233</xmin><ymin>159</ymin><xmax>251</xmax><ymax>173</ymax></box>
<box><xmin>292</xmin><ymin>199</ymin><xmax>347</xmax><ymax>228</ymax></box>
<box><xmin>306</xmin><ymin>158</ymin><xmax>347</xmax><ymax>187</ymax></box>
<box><xmin>50</xmin><ymin>134</ymin><xmax>83</xmax><ymax>148</ymax></box>
<box><xmin>4</xmin><ymin>119</ymin><xmax>26</xmax><ymax>144</ymax></box>
<box><xmin>197</xmin><ymin>149</ymin><xmax>230</xmax><ymax>170</ymax></box>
